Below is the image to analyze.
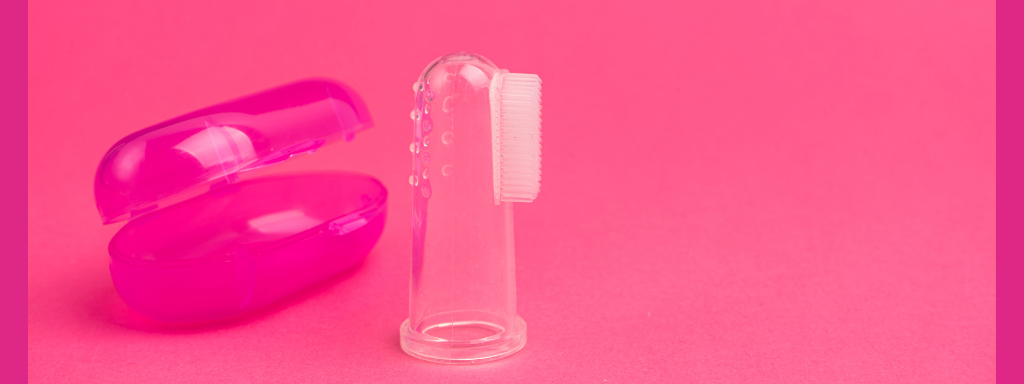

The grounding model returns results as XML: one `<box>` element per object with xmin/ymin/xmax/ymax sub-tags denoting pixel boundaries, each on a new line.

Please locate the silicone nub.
<box><xmin>490</xmin><ymin>72</ymin><xmax>542</xmax><ymax>203</ymax></box>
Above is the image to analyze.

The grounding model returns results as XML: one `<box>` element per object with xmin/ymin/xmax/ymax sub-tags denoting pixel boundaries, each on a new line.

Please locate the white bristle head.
<box><xmin>491</xmin><ymin>72</ymin><xmax>542</xmax><ymax>203</ymax></box>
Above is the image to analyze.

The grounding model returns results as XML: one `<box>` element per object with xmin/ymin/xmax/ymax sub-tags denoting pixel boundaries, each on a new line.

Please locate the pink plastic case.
<box><xmin>94</xmin><ymin>79</ymin><xmax>387</xmax><ymax>323</ymax></box>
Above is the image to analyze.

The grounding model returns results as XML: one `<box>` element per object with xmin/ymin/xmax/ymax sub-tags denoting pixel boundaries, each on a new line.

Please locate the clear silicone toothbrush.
<box><xmin>401</xmin><ymin>52</ymin><xmax>542</xmax><ymax>364</ymax></box>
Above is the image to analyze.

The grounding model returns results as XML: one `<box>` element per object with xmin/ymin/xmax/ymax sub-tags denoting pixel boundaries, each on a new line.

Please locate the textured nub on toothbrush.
<box><xmin>493</xmin><ymin>72</ymin><xmax>542</xmax><ymax>203</ymax></box>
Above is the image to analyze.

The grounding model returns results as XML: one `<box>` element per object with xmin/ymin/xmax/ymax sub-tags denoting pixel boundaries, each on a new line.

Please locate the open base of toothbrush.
<box><xmin>400</xmin><ymin>315</ymin><xmax>527</xmax><ymax>364</ymax></box>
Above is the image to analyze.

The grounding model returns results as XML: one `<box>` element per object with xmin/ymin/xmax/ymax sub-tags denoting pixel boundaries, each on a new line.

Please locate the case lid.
<box><xmin>94</xmin><ymin>79</ymin><xmax>373</xmax><ymax>224</ymax></box>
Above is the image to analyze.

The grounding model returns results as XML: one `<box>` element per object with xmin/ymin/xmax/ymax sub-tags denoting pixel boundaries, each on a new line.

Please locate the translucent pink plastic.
<box><xmin>94</xmin><ymin>79</ymin><xmax>387</xmax><ymax>323</ymax></box>
<box><xmin>401</xmin><ymin>53</ymin><xmax>541</xmax><ymax>364</ymax></box>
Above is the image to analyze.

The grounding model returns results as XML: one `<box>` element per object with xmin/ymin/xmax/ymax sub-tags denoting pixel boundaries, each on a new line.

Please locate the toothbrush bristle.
<box><xmin>498</xmin><ymin>73</ymin><xmax>542</xmax><ymax>202</ymax></box>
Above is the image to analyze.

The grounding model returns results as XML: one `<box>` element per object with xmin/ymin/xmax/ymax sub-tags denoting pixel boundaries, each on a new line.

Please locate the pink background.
<box><xmin>28</xmin><ymin>0</ymin><xmax>995</xmax><ymax>382</ymax></box>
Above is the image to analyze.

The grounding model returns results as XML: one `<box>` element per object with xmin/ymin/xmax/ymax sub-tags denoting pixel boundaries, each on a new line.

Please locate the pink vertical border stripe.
<box><xmin>997</xmin><ymin>0</ymin><xmax>1022</xmax><ymax>382</ymax></box>
<box><xmin>3</xmin><ymin>0</ymin><xmax>29</xmax><ymax>382</ymax></box>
